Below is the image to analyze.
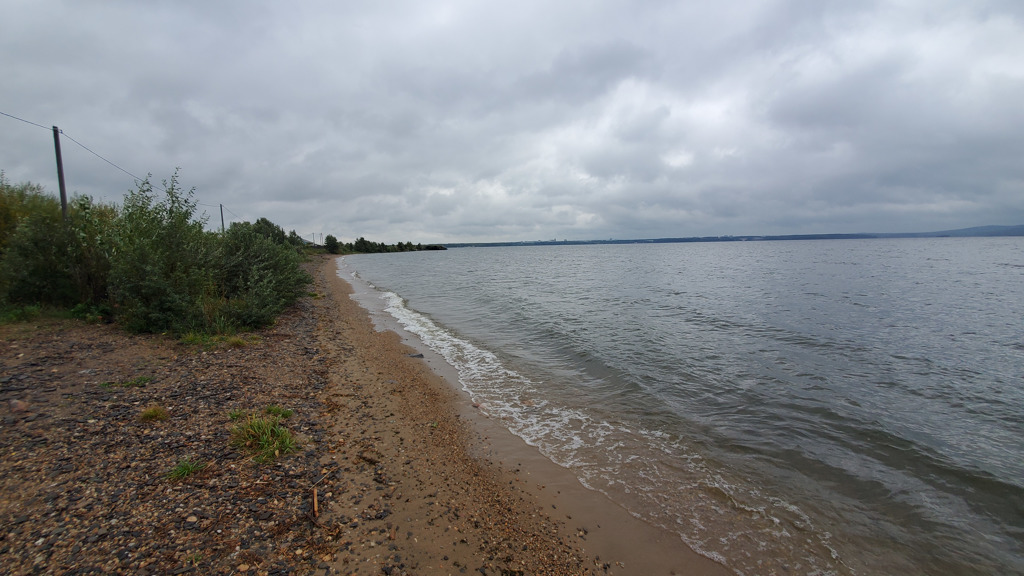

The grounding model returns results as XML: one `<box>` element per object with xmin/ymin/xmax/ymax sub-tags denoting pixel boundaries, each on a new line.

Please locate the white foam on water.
<box><xmin>371</xmin><ymin>287</ymin><xmax>847</xmax><ymax>576</ymax></box>
<box><xmin>337</xmin><ymin>259</ymin><xmax>849</xmax><ymax>575</ymax></box>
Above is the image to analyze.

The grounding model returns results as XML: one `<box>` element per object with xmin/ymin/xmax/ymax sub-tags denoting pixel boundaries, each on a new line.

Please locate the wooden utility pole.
<box><xmin>220</xmin><ymin>204</ymin><xmax>225</xmax><ymax>233</ymax></box>
<box><xmin>52</xmin><ymin>126</ymin><xmax>68</xmax><ymax>219</ymax></box>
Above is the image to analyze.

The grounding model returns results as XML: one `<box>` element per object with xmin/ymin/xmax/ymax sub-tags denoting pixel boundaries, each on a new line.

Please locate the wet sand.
<box><xmin>323</xmin><ymin>256</ymin><xmax>731</xmax><ymax>576</ymax></box>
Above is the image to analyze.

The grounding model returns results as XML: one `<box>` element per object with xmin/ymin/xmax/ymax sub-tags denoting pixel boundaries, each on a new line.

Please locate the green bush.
<box><xmin>107</xmin><ymin>171</ymin><xmax>217</xmax><ymax>333</ymax></box>
<box><xmin>0</xmin><ymin>208</ymin><xmax>76</xmax><ymax>305</ymax></box>
<box><xmin>215</xmin><ymin>221</ymin><xmax>310</xmax><ymax>328</ymax></box>
<box><xmin>0</xmin><ymin>304</ymin><xmax>41</xmax><ymax>323</ymax></box>
<box><xmin>0</xmin><ymin>169</ymin><xmax>118</xmax><ymax>310</ymax></box>
<box><xmin>252</xmin><ymin>217</ymin><xmax>287</xmax><ymax>245</ymax></box>
<box><xmin>0</xmin><ymin>173</ymin><xmax>54</xmax><ymax>257</ymax></box>
<box><xmin>0</xmin><ymin>195</ymin><xmax>117</xmax><ymax>309</ymax></box>
<box><xmin>1</xmin><ymin>169</ymin><xmax>309</xmax><ymax>335</ymax></box>
<box><xmin>66</xmin><ymin>196</ymin><xmax>116</xmax><ymax>304</ymax></box>
<box><xmin>286</xmin><ymin>229</ymin><xmax>306</xmax><ymax>248</ymax></box>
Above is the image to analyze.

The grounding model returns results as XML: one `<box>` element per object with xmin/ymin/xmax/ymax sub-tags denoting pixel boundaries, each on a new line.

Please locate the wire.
<box><xmin>58</xmin><ymin>129</ymin><xmax>152</xmax><ymax>187</ymax></box>
<box><xmin>196</xmin><ymin>203</ymin><xmax>241</xmax><ymax>221</ymax></box>
<box><xmin>2</xmin><ymin>110</ymin><xmax>241</xmax><ymax>217</ymax></box>
<box><xmin>0</xmin><ymin>110</ymin><xmax>50</xmax><ymax>131</ymax></box>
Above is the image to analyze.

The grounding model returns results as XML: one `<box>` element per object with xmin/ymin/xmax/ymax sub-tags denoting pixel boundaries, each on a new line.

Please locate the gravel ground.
<box><xmin>0</xmin><ymin>256</ymin><xmax>595</xmax><ymax>576</ymax></box>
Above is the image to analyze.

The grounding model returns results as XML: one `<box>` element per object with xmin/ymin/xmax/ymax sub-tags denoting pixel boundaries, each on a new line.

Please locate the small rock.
<box><xmin>9</xmin><ymin>399</ymin><xmax>30</xmax><ymax>413</ymax></box>
<box><xmin>237</xmin><ymin>564</ymin><xmax>250</xmax><ymax>572</ymax></box>
<box><xmin>186</xmin><ymin>515</ymin><xmax>198</xmax><ymax>523</ymax></box>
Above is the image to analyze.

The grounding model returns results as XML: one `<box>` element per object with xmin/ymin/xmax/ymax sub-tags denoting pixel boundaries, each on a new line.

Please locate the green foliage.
<box><xmin>139</xmin><ymin>405</ymin><xmax>169</xmax><ymax>421</ymax></box>
<box><xmin>324</xmin><ymin>234</ymin><xmax>340</xmax><ymax>254</ymax></box>
<box><xmin>179</xmin><ymin>331</ymin><xmax>213</xmax><ymax>347</ymax></box>
<box><xmin>230</xmin><ymin>414</ymin><xmax>296</xmax><ymax>463</ymax></box>
<box><xmin>70</xmin><ymin>302</ymin><xmax>111</xmax><ymax>323</ymax></box>
<box><xmin>0</xmin><ymin>172</ymin><xmax>54</xmax><ymax>257</ymax></box>
<box><xmin>216</xmin><ymin>221</ymin><xmax>311</xmax><ymax>328</ymax></box>
<box><xmin>66</xmin><ymin>195</ymin><xmax>116</xmax><ymax>304</ymax></box>
<box><xmin>349</xmin><ymin>236</ymin><xmax>445</xmax><ymax>254</ymax></box>
<box><xmin>0</xmin><ymin>198</ymin><xmax>75</xmax><ymax>306</ymax></box>
<box><xmin>252</xmin><ymin>217</ymin><xmax>287</xmax><ymax>245</ymax></box>
<box><xmin>108</xmin><ymin>171</ymin><xmax>216</xmax><ymax>333</ymax></box>
<box><xmin>286</xmin><ymin>229</ymin><xmax>306</xmax><ymax>247</ymax></box>
<box><xmin>0</xmin><ymin>170</ymin><xmax>309</xmax><ymax>335</ymax></box>
<box><xmin>0</xmin><ymin>187</ymin><xmax>116</xmax><ymax>309</ymax></box>
<box><xmin>0</xmin><ymin>304</ymin><xmax>41</xmax><ymax>323</ymax></box>
<box><xmin>166</xmin><ymin>456</ymin><xmax>207</xmax><ymax>480</ymax></box>
<box><xmin>263</xmin><ymin>405</ymin><xmax>293</xmax><ymax>419</ymax></box>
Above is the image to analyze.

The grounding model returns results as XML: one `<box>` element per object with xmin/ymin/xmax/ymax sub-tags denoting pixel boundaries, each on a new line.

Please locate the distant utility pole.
<box><xmin>52</xmin><ymin>126</ymin><xmax>68</xmax><ymax>219</ymax></box>
<box><xmin>220</xmin><ymin>204</ymin><xmax>225</xmax><ymax>234</ymax></box>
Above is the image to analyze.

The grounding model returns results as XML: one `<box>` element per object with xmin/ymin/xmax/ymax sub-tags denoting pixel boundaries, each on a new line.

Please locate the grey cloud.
<box><xmin>1</xmin><ymin>0</ymin><xmax>1022</xmax><ymax>242</ymax></box>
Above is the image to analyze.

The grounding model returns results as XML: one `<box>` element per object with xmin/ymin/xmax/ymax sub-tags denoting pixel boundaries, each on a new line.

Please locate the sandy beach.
<box><xmin>0</xmin><ymin>255</ymin><xmax>729</xmax><ymax>575</ymax></box>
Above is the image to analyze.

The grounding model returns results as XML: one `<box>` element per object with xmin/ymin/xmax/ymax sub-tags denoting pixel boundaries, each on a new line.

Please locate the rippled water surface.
<box><xmin>338</xmin><ymin>238</ymin><xmax>1024</xmax><ymax>575</ymax></box>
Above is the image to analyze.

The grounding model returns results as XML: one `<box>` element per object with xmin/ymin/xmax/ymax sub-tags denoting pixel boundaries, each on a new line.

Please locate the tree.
<box><xmin>252</xmin><ymin>217</ymin><xmax>287</xmax><ymax>245</ymax></box>
<box><xmin>324</xmin><ymin>234</ymin><xmax>340</xmax><ymax>254</ymax></box>
<box><xmin>287</xmin><ymin>229</ymin><xmax>305</xmax><ymax>247</ymax></box>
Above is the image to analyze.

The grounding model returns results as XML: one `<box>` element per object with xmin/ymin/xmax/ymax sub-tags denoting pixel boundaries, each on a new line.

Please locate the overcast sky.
<box><xmin>2</xmin><ymin>1</ymin><xmax>1023</xmax><ymax>243</ymax></box>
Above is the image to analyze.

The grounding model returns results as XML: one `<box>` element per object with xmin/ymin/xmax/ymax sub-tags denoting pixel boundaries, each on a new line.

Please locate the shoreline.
<box><xmin>0</xmin><ymin>254</ymin><xmax>729</xmax><ymax>575</ymax></box>
<box><xmin>331</xmin><ymin>255</ymin><xmax>731</xmax><ymax>576</ymax></box>
<box><xmin>314</xmin><ymin>256</ymin><xmax>595</xmax><ymax>574</ymax></box>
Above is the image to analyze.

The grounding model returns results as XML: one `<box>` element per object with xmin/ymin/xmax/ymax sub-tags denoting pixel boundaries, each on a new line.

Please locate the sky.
<box><xmin>2</xmin><ymin>0</ymin><xmax>1023</xmax><ymax>244</ymax></box>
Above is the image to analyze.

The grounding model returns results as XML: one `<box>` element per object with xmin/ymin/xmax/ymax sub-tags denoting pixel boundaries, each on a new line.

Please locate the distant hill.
<box><xmin>876</xmin><ymin>225</ymin><xmax>1024</xmax><ymax>238</ymax></box>
<box><xmin>444</xmin><ymin>225</ymin><xmax>1024</xmax><ymax>248</ymax></box>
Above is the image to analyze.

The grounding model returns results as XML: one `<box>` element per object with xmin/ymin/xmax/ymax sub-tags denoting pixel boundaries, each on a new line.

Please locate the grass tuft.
<box><xmin>139</xmin><ymin>405</ymin><xmax>169</xmax><ymax>422</ymax></box>
<box><xmin>224</xmin><ymin>335</ymin><xmax>247</xmax><ymax>348</ymax></box>
<box><xmin>228</xmin><ymin>409</ymin><xmax>246</xmax><ymax>421</ymax></box>
<box><xmin>230</xmin><ymin>415</ymin><xmax>296</xmax><ymax>463</ymax></box>
<box><xmin>263</xmin><ymin>405</ymin><xmax>293</xmax><ymax>419</ymax></box>
<box><xmin>179</xmin><ymin>331</ymin><xmax>211</xmax><ymax>347</ymax></box>
<box><xmin>166</xmin><ymin>456</ymin><xmax>207</xmax><ymax>480</ymax></box>
<box><xmin>181</xmin><ymin>332</ymin><xmax>258</xmax><ymax>349</ymax></box>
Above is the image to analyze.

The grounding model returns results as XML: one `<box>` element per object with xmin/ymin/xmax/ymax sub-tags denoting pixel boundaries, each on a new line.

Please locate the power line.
<box><xmin>3</xmin><ymin>110</ymin><xmax>248</xmax><ymax>224</ymax></box>
<box><xmin>0</xmin><ymin>110</ymin><xmax>50</xmax><ymax>131</ymax></box>
<box><xmin>2</xmin><ymin>110</ymin><xmax>174</xmax><ymax>194</ymax></box>
<box><xmin>58</xmin><ymin>129</ymin><xmax>153</xmax><ymax>188</ymax></box>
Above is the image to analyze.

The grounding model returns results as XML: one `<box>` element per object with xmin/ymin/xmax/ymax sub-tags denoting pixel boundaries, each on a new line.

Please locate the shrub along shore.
<box><xmin>0</xmin><ymin>171</ymin><xmax>310</xmax><ymax>334</ymax></box>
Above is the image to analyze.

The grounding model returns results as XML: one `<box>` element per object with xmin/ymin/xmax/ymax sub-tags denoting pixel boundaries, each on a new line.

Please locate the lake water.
<box><xmin>336</xmin><ymin>238</ymin><xmax>1024</xmax><ymax>575</ymax></box>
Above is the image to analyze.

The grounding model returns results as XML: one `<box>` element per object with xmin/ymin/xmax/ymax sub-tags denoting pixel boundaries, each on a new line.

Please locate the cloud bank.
<box><xmin>2</xmin><ymin>0</ymin><xmax>1023</xmax><ymax>242</ymax></box>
